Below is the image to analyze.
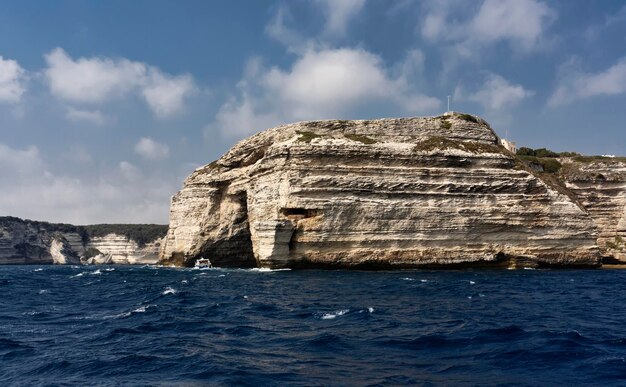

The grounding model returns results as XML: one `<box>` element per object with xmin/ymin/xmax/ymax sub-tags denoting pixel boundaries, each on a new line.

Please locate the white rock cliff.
<box><xmin>160</xmin><ymin>113</ymin><xmax>601</xmax><ymax>269</ymax></box>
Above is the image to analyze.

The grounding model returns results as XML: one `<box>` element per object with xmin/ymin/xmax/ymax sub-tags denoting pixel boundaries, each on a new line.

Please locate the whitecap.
<box><xmin>321</xmin><ymin>309</ymin><xmax>350</xmax><ymax>320</ymax></box>
<box><xmin>252</xmin><ymin>268</ymin><xmax>291</xmax><ymax>272</ymax></box>
<box><xmin>38</xmin><ymin>289</ymin><xmax>48</xmax><ymax>295</ymax></box>
<box><xmin>420</xmin><ymin>279</ymin><xmax>428</xmax><ymax>283</ymax></box>
<box><xmin>181</xmin><ymin>280</ymin><xmax>188</xmax><ymax>284</ymax></box>
<box><xmin>368</xmin><ymin>307</ymin><xmax>374</xmax><ymax>313</ymax></box>
<box><xmin>105</xmin><ymin>304</ymin><xmax>155</xmax><ymax>319</ymax></box>
<box><xmin>218</xmin><ymin>274</ymin><xmax>226</xmax><ymax>277</ymax></box>
<box><xmin>469</xmin><ymin>281</ymin><xmax>476</xmax><ymax>285</ymax></box>
<box><xmin>34</xmin><ymin>268</ymin><xmax>43</xmax><ymax>272</ymax></box>
<box><xmin>162</xmin><ymin>286</ymin><xmax>177</xmax><ymax>295</ymax></box>
<box><xmin>91</xmin><ymin>269</ymin><xmax>102</xmax><ymax>275</ymax></box>
<box><xmin>401</xmin><ymin>277</ymin><xmax>414</xmax><ymax>281</ymax></box>
<box><xmin>72</xmin><ymin>272</ymin><xmax>85</xmax><ymax>278</ymax></box>
<box><xmin>103</xmin><ymin>268</ymin><xmax>115</xmax><ymax>272</ymax></box>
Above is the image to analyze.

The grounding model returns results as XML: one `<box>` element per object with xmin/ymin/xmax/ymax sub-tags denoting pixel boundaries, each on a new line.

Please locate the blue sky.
<box><xmin>1</xmin><ymin>0</ymin><xmax>625</xmax><ymax>224</ymax></box>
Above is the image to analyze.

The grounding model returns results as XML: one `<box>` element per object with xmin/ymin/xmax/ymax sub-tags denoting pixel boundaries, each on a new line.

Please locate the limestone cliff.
<box><xmin>559</xmin><ymin>158</ymin><xmax>626</xmax><ymax>261</ymax></box>
<box><xmin>0</xmin><ymin>217</ymin><xmax>166</xmax><ymax>265</ymax></box>
<box><xmin>160</xmin><ymin>113</ymin><xmax>601</xmax><ymax>269</ymax></box>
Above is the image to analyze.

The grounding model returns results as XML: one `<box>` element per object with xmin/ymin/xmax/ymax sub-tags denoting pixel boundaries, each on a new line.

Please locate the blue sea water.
<box><xmin>1</xmin><ymin>266</ymin><xmax>626</xmax><ymax>386</ymax></box>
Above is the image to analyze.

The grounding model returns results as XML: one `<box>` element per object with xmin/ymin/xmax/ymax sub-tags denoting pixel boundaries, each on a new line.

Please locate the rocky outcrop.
<box><xmin>559</xmin><ymin>159</ymin><xmax>626</xmax><ymax>261</ymax></box>
<box><xmin>84</xmin><ymin>234</ymin><xmax>163</xmax><ymax>264</ymax></box>
<box><xmin>160</xmin><ymin>113</ymin><xmax>601</xmax><ymax>269</ymax></box>
<box><xmin>0</xmin><ymin>217</ymin><xmax>166</xmax><ymax>265</ymax></box>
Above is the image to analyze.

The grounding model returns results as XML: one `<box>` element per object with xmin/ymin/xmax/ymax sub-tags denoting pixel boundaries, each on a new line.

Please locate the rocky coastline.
<box><xmin>0</xmin><ymin>217</ymin><xmax>166</xmax><ymax>265</ymax></box>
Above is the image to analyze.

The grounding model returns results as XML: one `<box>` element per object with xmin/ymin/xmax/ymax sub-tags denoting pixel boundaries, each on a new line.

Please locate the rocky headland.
<box><xmin>159</xmin><ymin>112</ymin><xmax>625</xmax><ymax>269</ymax></box>
<box><xmin>0</xmin><ymin>217</ymin><xmax>167</xmax><ymax>265</ymax></box>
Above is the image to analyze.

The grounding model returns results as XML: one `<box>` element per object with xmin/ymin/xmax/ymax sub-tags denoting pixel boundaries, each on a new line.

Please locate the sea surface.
<box><xmin>1</xmin><ymin>265</ymin><xmax>626</xmax><ymax>386</ymax></box>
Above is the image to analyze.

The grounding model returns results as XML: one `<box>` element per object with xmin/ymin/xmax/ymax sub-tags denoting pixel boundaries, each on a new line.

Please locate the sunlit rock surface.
<box><xmin>160</xmin><ymin>113</ymin><xmax>601</xmax><ymax>269</ymax></box>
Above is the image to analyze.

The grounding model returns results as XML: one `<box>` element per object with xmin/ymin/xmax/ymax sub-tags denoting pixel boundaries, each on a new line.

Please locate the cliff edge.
<box><xmin>159</xmin><ymin>113</ymin><xmax>600</xmax><ymax>269</ymax></box>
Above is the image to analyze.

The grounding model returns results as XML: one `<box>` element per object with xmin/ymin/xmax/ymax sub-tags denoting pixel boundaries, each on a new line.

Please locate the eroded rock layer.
<box><xmin>560</xmin><ymin>159</ymin><xmax>626</xmax><ymax>261</ymax></box>
<box><xmin>160</xmin><ymin>113</ymin><xmax>600</xmax><ymax>268</ymax></box>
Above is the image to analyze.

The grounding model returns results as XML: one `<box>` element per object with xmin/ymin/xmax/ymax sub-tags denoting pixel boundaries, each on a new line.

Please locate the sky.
<box><xmin>1</xmin><ymin>0</ymin><xmax>625</xmax><ymax>224</ymax></box>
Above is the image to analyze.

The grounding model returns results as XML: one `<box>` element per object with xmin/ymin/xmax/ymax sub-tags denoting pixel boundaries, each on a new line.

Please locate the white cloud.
<box><xmin>44</xmin><ymin>47</ymin><xmax>195</xmax><ymax>118</ymax></box>
<box><xmin>119</xmin><ymin>161</ymin><xmax>140</xmax><ymax>180</ymax></box>
<box><xmin>134</xmin><ymin>137</ymin><xmax>170</xmax><ymax>160</ymax></box>
<box><xmin>0</xmin><ymin>142</ymin><xmax>175</xmax><ymax>224</ymax></box>
<box><xmin>65</xmin><ymin>107</ymin><xmax>106</xmax><ymax>125</ymax></box>
<box><xmin>456</xmin><ymin>73</ymin><xmax>533</xmax><ymax>111</ymax></box>
<box><xmin>211</xmin><ymin>48</ymin><xmax>440</xmax><ymax>137</ymax></box>
<box><xmin>44</xmin><ymin>48</ymin><xmax>144</xmax><ymax>103</ymax></box>
<box><xmin>421</xmin><ymin>0</ymin><xmax>554</xmax><ymax>55</ymax></box>
<box><xmin>316</xmin><ymin>0</ymin><xmax>366</xmax><ymax>38</ymax></box>
<box><xmin>142</xmin><ymin>70</ymin><xmax>195</xmax><ymax>118</ymax></box>
<box><xmin>549</xmin><ymin>57</ymin><xmax>626</xmax><ymax>107</ymax></box>
<box><xmin>0</xmin><ymin>55</ymin><xmax>26</xmax><ymax>103</ymax></box>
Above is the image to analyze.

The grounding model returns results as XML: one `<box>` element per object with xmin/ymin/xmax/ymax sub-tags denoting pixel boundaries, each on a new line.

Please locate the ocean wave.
<box><xmin>162</xmin><ymin>286</ymin><xmax>177</xmax><ymax>295</ymax></box>
<box><xmin>321</xmin><ymin>309</ymin><xmax>350</xmax><ymax>320</ymax></box>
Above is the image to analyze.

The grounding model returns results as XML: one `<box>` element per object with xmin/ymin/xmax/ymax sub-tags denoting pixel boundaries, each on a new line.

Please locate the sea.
<box><xmin>1</xmin><ymin>265</ymin><xmax>626</xmax><ymax>386</ymax></box>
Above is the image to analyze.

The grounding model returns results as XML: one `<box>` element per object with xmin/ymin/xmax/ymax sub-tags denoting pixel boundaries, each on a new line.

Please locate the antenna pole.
<box><xmin>447</xmin><ymin>95</ymin><xmax>450</xmax><ymax>112</ymax></box>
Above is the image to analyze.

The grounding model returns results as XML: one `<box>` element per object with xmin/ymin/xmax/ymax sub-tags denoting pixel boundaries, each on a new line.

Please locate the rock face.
<box><xmin>160</xmin><ymin>113</ymin><xmax>601</xmax><ymax>269</ymax></box>
<box><xmin>84</xmin><ymin>235</ymin><xmax>163</xmax><ymax>265</ymax></box>
<box><xmin>0</xmin><ymin>217</ymin><xmax>165</xmax><ymax>265</ymax></box>
<box><xmin>560</xmin><ymin>159</ymin><xmax>626</xmax><ymax>261</ymax></box>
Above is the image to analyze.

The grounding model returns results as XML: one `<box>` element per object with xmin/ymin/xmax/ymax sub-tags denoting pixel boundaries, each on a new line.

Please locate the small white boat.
<box><xmin>194</xmin><ymin>258</ymin><xmax>212</xmax><ymax>269</ymax></box>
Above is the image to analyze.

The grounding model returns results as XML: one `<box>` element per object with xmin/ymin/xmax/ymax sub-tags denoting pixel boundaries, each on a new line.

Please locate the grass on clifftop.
<box><xmin>413</xmin><ymin>136</ymin><xmax>502</xmax><ymax>154</ymax></box>
<box><xmin>519</xmin><ymin>155</ymin><xmax>562</xmax><ymax>173</ymax></box>
<box><xmin>296</xmin><ymin>131</ymin><xmax>323</xmax><ymax>143</ymax></box>
<box><xmin>344</xmin><ymin>134</ymin><xmax>377</xmax><ymax>144</ymax></box>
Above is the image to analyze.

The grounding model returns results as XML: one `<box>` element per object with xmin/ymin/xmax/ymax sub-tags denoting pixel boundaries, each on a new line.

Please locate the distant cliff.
<box><xmin>159</xmin><ymin>113</ymin><xmax>602</xmax><ymax>269</ymax></box>
<box><xmin>0</xmin><ymin>217</ymin><xmax>167</xmax><ymax>265</ymax></box>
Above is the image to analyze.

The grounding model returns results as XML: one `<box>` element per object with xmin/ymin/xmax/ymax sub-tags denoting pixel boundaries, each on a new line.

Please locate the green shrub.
<box><xmin>516</xmin><ymin>147</ymin><xmax>536</xmax><ymax>156</ymax></box>
<box><xmin>534</xmin><ymin>148</ymin><xmax>560</xmax><ymax>158</ymax></box>
<box><xmin>441</xmin><ymin>120</ymin><xmax>452</xmax><ymax>129</ymax></box>
<box><xmin>296</xmin><ymin>131</ymin><xmax>323</xmax><ymax>143</ymax></box>
<box><xmin>520</xmin><ymin>156</ymin><xmax>562</xmax><ymax>173</ymax></box>
<box><xmin>458</xmin><ymin>113</ymin><xmax>479</xmax><ymax>123</ymax></box>
<box><xmin>558</xmin><ymin>151</ymin><xmax>581</xmax><ymax>157</ymax></box>
<box><xmin>344</xmin><ymin>134</ymin><xmax>377</xmax><ymax>144</ymax></box>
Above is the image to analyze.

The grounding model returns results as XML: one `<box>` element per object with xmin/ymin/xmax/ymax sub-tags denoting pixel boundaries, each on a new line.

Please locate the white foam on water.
<box><xmin>523</xmin><ymin>267</ymin><xmax>536</xmax><ymax>270</ymax></box>
<box><xmin>243</xmin><ymin>295</ymin><xmax>248</xmax><ymax>299</ymax></box>
<box><xmin>104</xmin><ymin>268</ymin><xmax>115</xmax><ymax>272</ymax></box>
<box><xmin>72</xmin><ymin>272</ymin><xmax>85</xmax><ymax>278</ymax></box>
<box><xmin>368</xmin><ymin>307</ymin><xmax>374</xmax><ymax>313</ymax></box>
<box><xmin>469</xmin><ymin>281</ymin><xmax>476</xmax><ymax>285</ymax></box>
<box><xmin>401</xmin><ymin>277</ymin><xmax>414</xmax><ymax>281</ymax></box>
<box><xmin>181</xmin><ymin>280</ymin><xmax>188</xmax><ymax>284</ymax></box>
<box><xmin>251</xmin><ymin>268</ymin><xmax>292</xmax><ymax>272</ymax></box>
<box><xmin>107</xmin><ymin>304</ymin><xmax>156</xmax><ymax>319</ymax></box>
<box><xmin>162</xmin><ymin>286</ymin><xmax>177</xmax><ymax>295</ymax></box>
<box><xmin>420</xmin><ymin>279</ymin><xmax>428</xmax><ymax>283</ymax></box>
<box><xmin>34</xmin><ymin>268</ymin><xmax>43</xmax><ymax>272</ymax></box>
<box><xmin>321</xmin><ymin>309</ymin><xmax>350</xmax><ymax>320</ymax></box>
<box><xmin>218</xmin><ymin>274</ymin><xmax>226</xmax><ymax>277</ymax></box>
<box><xmin>38</xmin><ymin>289</ymin><xmax>48</xmax><ymax>295</ymax></box>
<box><xmin>91</xmin><ymin>269</ymin><xmax>102</xmax><ymax>275</ymax></box>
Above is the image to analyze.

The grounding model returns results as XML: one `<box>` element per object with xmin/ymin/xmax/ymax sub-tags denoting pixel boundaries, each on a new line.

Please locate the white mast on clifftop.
<box><xmin>447</xmin><ymin>95</ymin><xmax>450</xmax><ymax>112</ymax></box>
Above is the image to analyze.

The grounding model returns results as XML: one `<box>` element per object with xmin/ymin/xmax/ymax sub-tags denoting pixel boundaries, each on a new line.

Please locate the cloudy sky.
<box><xmin>1</xmin><ymin>0</ymin><xmax>625</xmax><ymax>224</ymax></box>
